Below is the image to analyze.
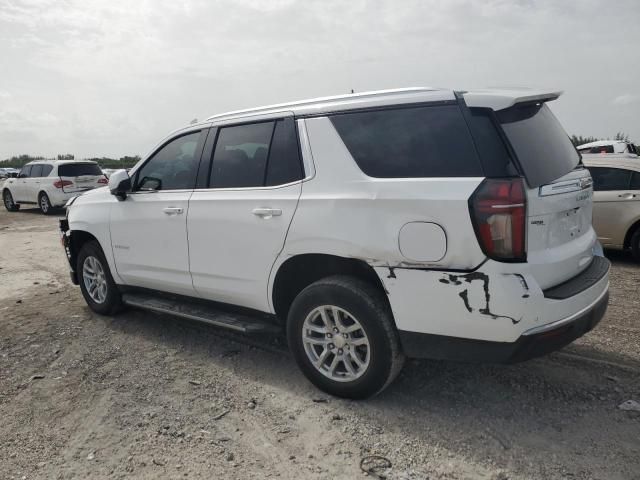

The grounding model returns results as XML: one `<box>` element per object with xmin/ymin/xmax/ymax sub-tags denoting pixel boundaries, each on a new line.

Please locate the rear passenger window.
<box><xmin>630</xmin><ymin>172</ymin><xmax>640</xmax><ymax>190</ymax></box>
<box><xmin>41</xmin><ymin>164</ymin><xmax>53</xmax><ymax>177</ymax></box>
<box><xmin>31</xmin><ymin>164</ymin><xmax>43</xmax><ymax>177</ymax></box>
<box><xmin>330</xmin><ymin>105</ymin><xmax>483</xmax><ymax>178</ymax></box>
<box><xmin>210</xmin><ymin>119</ymin><xmax>302</xmax><ymax>188</ymax></box>
<box><xmin>589</xmin><ymin>167</ymin><xmax>632</xmax><ymax>191</ymax></box>
<box><xmin>266</xmin><ymin>119</ymin><xmax>303</xmax><ymax>186</ymax></box>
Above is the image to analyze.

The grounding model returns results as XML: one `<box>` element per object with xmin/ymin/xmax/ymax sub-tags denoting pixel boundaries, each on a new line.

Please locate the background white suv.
<box><xmin>60</xmin><ymin>88</ymin><xmax>610</xmax><ymax>398</ymax></box>
<box><xmin>3</xmin><ymin>160</ymin><xmax>107</xmax><ymax>214</ymax></box>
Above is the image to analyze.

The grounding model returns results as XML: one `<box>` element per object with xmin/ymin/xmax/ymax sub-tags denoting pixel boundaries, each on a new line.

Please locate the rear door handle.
<box><xmin>618</xmin><ymin>193</ymin><xmax>635</xmax><ymax>199</ymax></box>
<box><xmin>252</xmin><ymin>207</ymin><xmax>282</xmax><ymax>218</ymax></box>
<box><xmin>163</xmin><ymin>207</ymin><xmax>184</xmax><ymax>215</ymax></box>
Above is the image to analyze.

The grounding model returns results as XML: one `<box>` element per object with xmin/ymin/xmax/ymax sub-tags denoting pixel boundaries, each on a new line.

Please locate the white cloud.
<box><xmin>612</xmin><ymin>94</ymin><xmax>640</xmax><ymax>106</ymax></box>
<box><xmin>1</xmin><ymin>0</ymin><xmax>640</xmax><ymax>157</ymax></box>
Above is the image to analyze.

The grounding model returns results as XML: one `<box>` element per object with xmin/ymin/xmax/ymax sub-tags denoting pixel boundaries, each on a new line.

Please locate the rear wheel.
<box><xmin>38</xmin><ymin>192</ymin><xmax>53</xmax><ymax>215</ymax></box>
<box><xmin>630</xmin><ymin>228</ymin><xmax>640</xmax><ymax>262</ymax></box>
<box><xmin>77</xmin><ymin>240</ymin><xmax>122</xmax><ymax>315</ymax></box>
<box><xmin>287</xmin><ymin>275</ymin><xmax>404</xmax><ymax>399</ymax></box>
<box><xmin>3</xmin><ymin>189</ymin><xmax>19</xmax><ymax>212</ymax></box>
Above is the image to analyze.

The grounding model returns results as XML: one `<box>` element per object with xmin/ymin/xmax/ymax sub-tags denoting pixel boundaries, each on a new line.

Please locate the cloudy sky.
<box><xmin>0</xmin><ymin>0</ymin><xmax>639</xmax><ymax>159</ymax></box>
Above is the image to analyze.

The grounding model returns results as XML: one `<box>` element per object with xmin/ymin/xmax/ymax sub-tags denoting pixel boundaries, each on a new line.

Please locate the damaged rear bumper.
<box><xmin>398</xmin><ymin>288</ymin><xmax>608</xmax><ymax>363</ymax></box>
<box><xmin>375</xmin><ymin>254</ymin><xmax>610</xmax><ymax>362</ymax></box>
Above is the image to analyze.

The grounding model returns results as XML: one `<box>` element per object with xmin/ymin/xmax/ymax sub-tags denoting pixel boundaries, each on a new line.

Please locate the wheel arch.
<box><xmin>623</xmin><ymin>217</ymin><xmax>640</xmax><ymax>249</ymax></box>
<box><xmin>271</xmin><ymin>253</ymin><xmax>390</xmax><ymax>323</ymax></box>
<box><xmin>69</xmin><ymin>230</ymin><xmax>102</xmax><ymax>276</ymax></box>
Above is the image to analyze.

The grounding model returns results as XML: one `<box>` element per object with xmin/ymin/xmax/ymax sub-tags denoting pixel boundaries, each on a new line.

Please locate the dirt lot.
<box><xmin>0</xmin><ymin>206</ymin><xmax>639</xmax><ymax>480</ymax></box>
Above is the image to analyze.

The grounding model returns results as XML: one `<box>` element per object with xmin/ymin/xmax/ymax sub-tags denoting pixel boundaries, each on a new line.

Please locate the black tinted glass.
<box><xmin>210</xmin><ymin>122</ymin><xmax>274</xmax><ymax>188</ymax></box>
<box><xmin>266</xmin><ymin>119</ymin><xmax>303</xmax><ymax>186</ymax></box>
<box><xmin>467</xmin><ymin>109</ymin><xmax>517</xmax><ymax>177</ymax></box>
<box><xmin>41</xmin><ymin>164</ymin><xmax>53</xmax><ymax>176</ymax></box>
<box><xmin>498</xmin><ymin>104</ymin><xmax>579</xmax><ymax>187</ymax></box>
<box><xmin>331</xmin><ymin>105</ymin><xmax>482</xmax><ymax>178</ymax></box>
<box><xmin>59</xmin><ymin>163</ymin><xmax>102</xmax><ymax>177</ymax></box>
<box><xmin>589</xmin><ymin>167</ymin><xmax>632</xmax><ymax>191</ymax></box>
<box><xmin>135</xmin><ymin>132</ymin><xmax>202</xmax><ymax>191</ymax></box>
<box><xmin>631</xmin><ymin>172</ymin><xmax>640</xmax><ymax>190</ymax></box>
<box><xmin>20</xmin><ymin>165</ymin><xmax>32</xmax><ymax>177</ymax></box>
<box><xmin>30</xmin><ymin>164</ymin><xmax>43</xmax><ymax>177</ymax></box>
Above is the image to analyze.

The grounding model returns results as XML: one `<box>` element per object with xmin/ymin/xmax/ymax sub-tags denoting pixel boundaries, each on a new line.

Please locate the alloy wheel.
<box><xmin>302</xmin><ymin>305</ymin><xmax>371</xmax><ymax>382</ymax></box>
<box><xmin>82</xmin><ymin>256</ymin><xmax>108</xmax><ymax>304</ymax></box>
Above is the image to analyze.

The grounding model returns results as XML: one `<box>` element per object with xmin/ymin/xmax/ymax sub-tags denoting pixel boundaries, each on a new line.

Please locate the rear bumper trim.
<box><xmin>398</xmin><ymin>288</ymin><xmax>609</xmax><ymax>363</ymax></box>
<box><xmin>542</xmin><ymin>256</ymin><xmax>610</xmax><ymax>300</ymax></box>
<box><xmin>522</xmin><ymin>282</ymin><xmax>609</xmax><ymax>336</ymax></box>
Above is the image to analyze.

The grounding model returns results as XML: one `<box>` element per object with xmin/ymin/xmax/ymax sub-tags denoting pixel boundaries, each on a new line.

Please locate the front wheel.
<box><xmin>3</xmin><ymin>189</ymin><xmax>19</xmax><ymax>212</ymax></box>
<box><xmin>287</xmin><ymin>276</ymin><xmax>404</xmax><ymax>399</ymax></box>
<box><xmin>77</xmin><ymin>240</ymin><xmax>122</xmax><ymax>315</ymax></box>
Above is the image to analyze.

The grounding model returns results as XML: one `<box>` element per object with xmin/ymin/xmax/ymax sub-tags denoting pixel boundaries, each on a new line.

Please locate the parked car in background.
<box><xmin>0</xmin><ymin>167</ymin><xmax>20</xmax><ymax>178</ymax></box>
<box><xmin>578</xmin><ymin>140</ymin><xmax>638</xmax><ymax>157</ymax></box>
<box><xmin>3</xmin><ymin>160</ymin><xmax>108</xmax><ymax>214</ymax></box>
<box><xmin>60</xmin><ymin>87</ymin><xmax>609</xmax><ymax>398</ymax></box>
<box><xmin>583</xmin><ymin>155</ymin><xmax>640</xmax><ymax>261</ymax></box>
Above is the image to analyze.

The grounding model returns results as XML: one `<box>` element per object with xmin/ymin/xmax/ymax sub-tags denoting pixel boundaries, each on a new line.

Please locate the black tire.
<box><xmin>630</xmin><ymin>228</ymin><xmax>640</xmax><ymax>262</ymax></box>
<box><xmin>38</xmin><ymin>192</ymin><xmax>53</xmax><ymax>215</ymax></box>
<box><xmin>3</xmin><ymin>189</ymin><xmax>19</xmax><ymax>212</ymax></box>
<box><xmin>77</xmin><ymin>240</ymin><xmax>122</xmax><ymax>315</ymax></box>
<box><xmin>287</xmin><ymin>275</ymin><xmax>404</xmax><ymax>399</ymax></box>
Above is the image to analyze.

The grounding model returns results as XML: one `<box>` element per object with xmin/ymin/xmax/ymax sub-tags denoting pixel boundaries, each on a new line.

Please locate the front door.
<box><xmin>110</xmin><ymin>129</ymin><xmax>207</xmax><ymax>296</ymax></box>
<box><xmin>188</xmin><ymin>117</ymin><xmax>303</xmax><ymax>311</ymax></box>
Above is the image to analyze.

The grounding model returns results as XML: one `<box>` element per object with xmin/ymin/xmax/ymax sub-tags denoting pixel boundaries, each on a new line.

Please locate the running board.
<box><xmin>122</xmin><ymin>292</ymin><xmax>281</xmax><ymax>334</ymax></box>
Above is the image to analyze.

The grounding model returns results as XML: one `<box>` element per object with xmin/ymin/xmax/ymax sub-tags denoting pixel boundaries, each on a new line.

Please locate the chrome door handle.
<box><xmin>163</xmin><ymin>207</ymin><xmax>184</xmax><ymax>215</ymax></box>
<box><xmin>252</xmin><ymin>207</ymin><xmax>282</xmax><ymax>218</ymax></box>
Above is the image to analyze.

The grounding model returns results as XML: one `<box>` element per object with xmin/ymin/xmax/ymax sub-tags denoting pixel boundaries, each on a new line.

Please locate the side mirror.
<box><xmin>108</xmin><ymin>169</ymin><xmax>132</xmax><ymax>200</ymax></box>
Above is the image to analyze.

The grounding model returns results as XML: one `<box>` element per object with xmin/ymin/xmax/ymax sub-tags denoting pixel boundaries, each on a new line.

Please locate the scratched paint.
<box><xmin>439</xmin><ymin>272</ymin><xmax>521</xmax><ymax>324</ymax></box>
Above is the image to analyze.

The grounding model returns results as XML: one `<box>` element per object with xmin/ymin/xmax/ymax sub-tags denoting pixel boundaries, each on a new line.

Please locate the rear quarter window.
<box><xmin>58</xmin><ymin>163</ymin><xmax>102</xmax><ymax>177</ymax></box>
<box><xmin>330</xmin><ymin>104</ymin><xmax>483</xmax><ymax>178</ymax></box>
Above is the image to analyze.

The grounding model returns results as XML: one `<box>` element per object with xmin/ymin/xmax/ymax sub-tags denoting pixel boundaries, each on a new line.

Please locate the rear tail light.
<box><xmin>469</xmin><ymin>177</ymin><xmax>526</xmax><ymax>262</ymax></box>
<box><xmin>53</xmin><ymin>180</ymin><xmax>73</xmax><ymax>189</ymax></box>
<box><xmin>98</xmin><ymin>176</ymin><xmax>108</xmax><ymax>184</ymax></box>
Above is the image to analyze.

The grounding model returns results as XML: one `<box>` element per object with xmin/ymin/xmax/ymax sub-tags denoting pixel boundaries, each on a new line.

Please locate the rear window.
<box><xmin>58</xmin><ymin>163</ymin><xmax>102</xmax><ymax>177</ymax></box>
<box><xmin>497</xmin><ymin>103</ymin><xmax>579</xmax><ymax>187</ymax></box>
<box><xmin>330</xmin><ymin>105</ymin><xmax>483</xmax><ymax>178</ymax></box>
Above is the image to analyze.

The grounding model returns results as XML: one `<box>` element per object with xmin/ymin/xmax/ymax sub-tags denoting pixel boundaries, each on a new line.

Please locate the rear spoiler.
<box><xmin>461</xmin><ymin>88</ymin><xmax>563</xmax><ymax>111</ymax></box>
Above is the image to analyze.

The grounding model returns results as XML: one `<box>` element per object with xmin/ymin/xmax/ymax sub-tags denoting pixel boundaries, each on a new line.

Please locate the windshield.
<box><xmin>497</xmin><ymin>103</ymin><xmax>579</xmax><ymax>187</ymax></box>
<box><xmin>58</xmin><ymin>163</ymin><xmax>102</xmax><ymax>177</ymax></box>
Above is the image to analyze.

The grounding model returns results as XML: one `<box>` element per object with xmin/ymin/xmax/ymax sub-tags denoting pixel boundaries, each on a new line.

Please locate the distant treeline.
<box><xmin>570</xmin><ymin>132</ymin><xmax>632</xmax><ymax>146</ymax></box>
<box><xmin>0</xmin><ymin>154</ymin><xmax>141</xmax><ymax>169</ymax></box>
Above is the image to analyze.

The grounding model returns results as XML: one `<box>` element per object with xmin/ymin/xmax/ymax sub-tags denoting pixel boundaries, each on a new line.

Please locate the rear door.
<box><xmin>187</xmin><ymin>116</ymin><xmax>303</xmax><ymax>311</ymax></box>
<box><xmin>58</xmin><ymin>162</ymin><xmax>104</xmax><ymax>193</ymax></box>
<box><xmin>588</xmin><ymin>166</ymin><xmax>640</xmax><ymax>247</ymax></box>
<box><xmin>496</xmin><ymin>103</ymin><xmax>594</xmax><ymax>289</ymax></box>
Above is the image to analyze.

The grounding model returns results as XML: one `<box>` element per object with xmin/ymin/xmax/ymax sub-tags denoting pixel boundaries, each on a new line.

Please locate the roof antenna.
<box><xmin>351</xmin><ymin>89</ymin><xmax>355</xmax><ymax>94</ymax></box>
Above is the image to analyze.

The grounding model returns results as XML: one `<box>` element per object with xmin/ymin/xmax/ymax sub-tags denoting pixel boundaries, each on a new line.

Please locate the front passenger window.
<box><xmin>19</xmin><ymin>165</ymin><xmax>32</xmax><ymax>178</ymax></box>
<box><xmin>135</xmin><ymin>132</ymin><xmax>202</xmax><ymax>191</ymax></box>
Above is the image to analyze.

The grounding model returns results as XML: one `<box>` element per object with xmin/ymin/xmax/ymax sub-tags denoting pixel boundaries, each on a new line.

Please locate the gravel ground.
<box><xmin>0</xmin><ymin>207</ymin><xmax>639</xmax><ymax>480</ymax></box>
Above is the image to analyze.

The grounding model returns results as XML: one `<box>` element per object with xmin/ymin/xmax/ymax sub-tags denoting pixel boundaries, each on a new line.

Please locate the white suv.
<box><xmin>3</xmin><ymin>160</ymin><xmax>107</xmax><ymax>214</ymax></box>
<box><xmin>60</xmin><ymin>88</ymin><xmax>610</xmax><ymax>398</ymax></box>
